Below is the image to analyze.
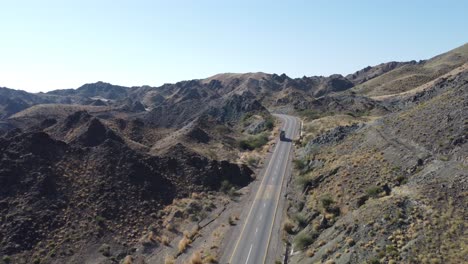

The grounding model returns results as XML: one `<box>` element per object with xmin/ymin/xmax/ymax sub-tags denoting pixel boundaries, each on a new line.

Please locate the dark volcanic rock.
<box><xmin>130</xmin><ymin>101</ymin><xmax>146</xmax><ymax>112</ymax></box>
<box><xmin>0</xmin><ymin>129</ymin><xmax>253</xmax><ymax>258</ymax></box>
<box><xmin>206</xmin><ymin>92</ymin><xmax>267</xmax><ymax>125</ymax></box>
<box><xmin>89</xmin><ymin>99</ymin><xmax>107</xmax><ymax>106</ymax></box>
<box><xmin>294</xmin><ymin>94</ymin><xmax>389</xmax><ymax>116</ymax></box>
<box><xmin>0</xmin><ymin>132</ymin><xmax>67</xmax><ymax>253</ymax></box>
<box><xmin>162</xmin><ymin>143</ymin><xmax>253</xmax><ymax>191</ymax></box>
<box><xmin>314</xmin><ymin>74</ymin><xmax>354</xmax><ymax>97</ymax></box>
<box><xmin>62</xmin><ymin>110</ymin><xmax>92</xmax><ymax>131</ymax></box>
<box><xmin>304</xmin><ymin>123</ymin><xmax>364</xmax><ymax>155</ymax></box>
<box><xmin>346</xmin><ymin>61</ymin><xmax>417</xmax><ymax>84</ymax></box>
<box><xmin>73</xmin><ymin>118</ymin><xmax>124</xmax><ymax>147</ymax></box>
<box><xmin>186</xmin><ymin>127</ymin><xmax>211</xmax><ymax>143</ymax></box>
<box><xmin>0</xmin><ymin>87</ymin><xmax>49</xmax><ymax>119</ymax></box>
<box><xmin>47</xmin><ymin>81</ymin><xmax>129</xmax><ymax>100</ymax></box>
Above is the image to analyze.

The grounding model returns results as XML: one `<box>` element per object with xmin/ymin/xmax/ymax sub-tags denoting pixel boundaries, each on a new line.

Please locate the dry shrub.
<box><xmin>345</xmin><ymin>237</ymin><xmax>355</xmax><ymax>246</ymax></box>
<box><xmin>158</xmin><ymin>235</ymin><xmax>170</xmax><ymax>246</ymax></box>
<box><xmin>306</xmin><ymin>248</ymin><xmax>315</xmax><ymax>257</ymax></box>
<box><xmin>204</xmin><ymin>254</ymin><xmax>218</xmax><ymax>263</ymax></box>
<box><xmin>140</xmin><ymin>231</ymin><xmax>157</xmax><ymax>246</ymax></box>
<box><xmin>189</xmin><ymin>251</ymin><xmax>202</xmax><ymax>264</ymax></box>
<box><xmin>178</xmin><ymin>236</ymin><xmax>191</xmax><ymax>253</ymax></box>
<box><xmin>166</xmin><ymin>223</ymin><xmax>175</xmax><ymax>232</ymax></box>
<box><xmin>122</xmin><ymin>255</ymin><xmax>133</xmax><ymax>264</ymax></box>
<box><xmin>283</xmin><ymin>220</ymin><xmax>295</xmax><ymax>234</ymax></box>
<box><xmin>164</xmin><ymin>255</ymin><xmax>175</xmax><ymax>264</ymax></box>
<box><xmin>190</xmin><ymin>225</ymin><xmax>200</xmax><ymax>237</ymax></box>
<box><xmin>191</xmin><ymin>192</ymin><xmax>202</xmax><ymax>199</ymax></box>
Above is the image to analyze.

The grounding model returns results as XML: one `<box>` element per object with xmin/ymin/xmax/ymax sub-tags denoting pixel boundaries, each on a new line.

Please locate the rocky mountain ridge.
<box><xmin>0</xmin><ymin>42</ymin><xmax>466</xmax><ymax>264</ymax></box>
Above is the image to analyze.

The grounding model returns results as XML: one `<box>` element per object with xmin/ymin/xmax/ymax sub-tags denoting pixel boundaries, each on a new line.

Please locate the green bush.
<box><xmin>367</xmin><ymin>257</ymin><xmax>381</xmax><ymax>264</ymax></box>
<box><xmin>2</xmin><ymin>256</ymin><xmax>11</xmax><ymax>264</ymax></box>
<box><xmin>242</xmin><ymin>112</ymin><xmax>253</xmax><ymax>122</ymax></box>
<box><xmin>395</xmin><ymin>175</ymin><xmax>407</xmax><ymax>185</ymax></box>
<box><xmin>296</xmin><ymin>175</ymin><xmax>312</xmax><ymax>190</ymax></box>
<box><xmin>238</xmin><ymin>133</ymin><xmax>268</xmax><ymax>150</ymax></box>
<box><xmin>294</xmin><ymin>212</ymin><xmax>308</xmax><ymax>227</ymax></box>
<box><xmin>220</xmin><ymin>180</ymin><xmax>233</xmax><ymax>193</ymax></box>
<box><xmin>366</xmin><ymin>186</ymin><xmax>382</xmax><ymax>198</ymax></box>
<box><xmin>320</xmin><ymin>195</ymin><xmax>335</xmax><ymax>209</ymax></box>
<box><xmin>98</xmin><ymin>243</ymin><xmax>111</xmax><ymax>257</ymax></box>
<box><xmin>246</xmin><ymin>157</ymin><xmax>259</xmax><ymax>167</ymax></box>
<box><xmin>264</xmin><ymin>117</ymin><xmax>274</xmax><ymax>130</ymax></box>
<box><xmin>298</xmin><ymin>109</ymin><xmax>322</xmax><ymax>120</ymax></box>
<box><xmin>293</xmin><ymin>159</ymin><xmax>307</xmax><ymax>171</ymax></box>
<box><xmin>95</xmin><ymin>215</ymin><xmax>106</xmax><ymax>225</ymax></box>
<box><xmin>294</xmin><ymin>232</ymin><xmax>316</xmax><ymax>249</ymax></box>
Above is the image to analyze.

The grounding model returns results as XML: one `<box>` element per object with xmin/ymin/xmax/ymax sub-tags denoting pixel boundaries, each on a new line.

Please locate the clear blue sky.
<box><xmin>1</xmin><ymin>0</ymin><xmax>467</xmax><ymax>92</ymax></box>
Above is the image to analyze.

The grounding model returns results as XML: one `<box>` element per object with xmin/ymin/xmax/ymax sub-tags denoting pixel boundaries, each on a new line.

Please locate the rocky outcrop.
<box><xmin>294</xmin><ymin>94</ymin><xmax>390</xmax><ymax>117</ymax></box>
<box><xmin>346</xmin><ymin>61</ymin><xmax>417</xmax><ymax>85</ymax></box>
<box><xmin>72</xmin><ymin>118</ymin><xmax>124</xmax><ymax>147</ymax></box>
<box><xmin>47</xmin><ymin>81</ymin><xmax>129</xmax><ymax>100</ymax></box>
<box><xmin>185</xmin><ymin>127</ymin><xmax>211</xmax><ymax>143</ymax></box>
<box><xmin>205</xmin><ymin>92</ymin><xmax>268</xmax><ymax>124</ymax></box>
<box><xmin>305</xmin><ymin>123</ymin><xmax>364</xmax><ymax>151</ymax></box>
<box><xmin>313</xmin><ymin>74</ymin><xmax>354</xmax><ymax>97</ymax></box>
<box><xmin>0</xmin><ymin>129</ymin><xmax>253</xmax><ymax>258</ymax></box>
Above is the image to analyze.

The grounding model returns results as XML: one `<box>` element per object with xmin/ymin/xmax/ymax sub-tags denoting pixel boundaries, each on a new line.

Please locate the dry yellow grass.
<box><xmin>302</xmin><ymin>114</ymin><xmax>376</xmax><ymax>142</ymax></box>
<box><xmin>122</xmin><ymin>255</ymin><xmax>133</xmax><ymax>264</ymax></box>
<box><xmin>178</xmin><ymin>236</ymin><xmax>191</xmax><ymax>253</ymax></box>
<box><xmin>189</xmin><ymin>251</ymin><xmax>203</xmax><ymax>264</ymax></box>
<box><xmin>158</xmin><ymin>235</ymin><xmax>170</xmax><ymax>246</ymax></box>
<box><xmin>165</xmin><ymin>223</ymin><xmax>175</xmax><ymax>232</ymax></box>
<box><xmin>164</xmin><ymin>255</ymin><xmax>175</xmax><ymax>264</ymax></box>
<box><xmin>282</xmin><ymin>219</ymin><xmax>295</xmax><ymax>234</ymax></box>
<box><xmin>306</xmin><ymin>248</ymin><xmax>315</xmax><ymax>257</ymax></box>
<box><xmin>204</xmin><ymin>254</ymin><xmax>218</xmax><ymax>263</ymax></box>
<box><xmin>371</xmin><ymin>63</ymin><xmax>468</xmax><ymax>101</ymax></box>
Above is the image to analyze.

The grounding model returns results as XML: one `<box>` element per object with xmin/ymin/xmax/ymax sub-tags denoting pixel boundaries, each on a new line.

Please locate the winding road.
<box><xmin>228</xmin><ymin>114</ymin><xmax>299</xmax><ymax>264</ymax></box>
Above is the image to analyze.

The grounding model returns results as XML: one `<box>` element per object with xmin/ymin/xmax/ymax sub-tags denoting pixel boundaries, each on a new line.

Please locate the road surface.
<box><xmin>228</xmin><ymin>114</ymin><xmax>299</xmax><ymax>264</ymax></box>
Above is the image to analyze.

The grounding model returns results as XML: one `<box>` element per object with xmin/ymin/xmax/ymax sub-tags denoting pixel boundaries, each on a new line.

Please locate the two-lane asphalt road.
<box><xmin>228</xmin><ymin>114</ymin><xmax>299</xmax><ymax>264</ymax></box>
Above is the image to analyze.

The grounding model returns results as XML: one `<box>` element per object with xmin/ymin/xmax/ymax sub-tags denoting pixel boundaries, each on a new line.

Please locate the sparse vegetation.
<box><xmin>159</xmin><ymin>235</ymin><xmax>170</xmax><ymax>246</ymax></box>
<box><xmin>366</xmin><ymin>186</ymin><xmax>382</xmax><ymax>198</ymax></box>
<box><xmin>2</xmin><ymin>256</ymin><xmax>11</xmax><ymax>264</ymax></box>
<box><xmin>98</xmin><ymin>243</ymin><xmax>110</xmax><ymax>257</ymax></box>
<box><xmin>178</xmin><ymin>236</ymin><xmax>191</xmax><ymax>253</ymax></box>
<box><xmin>298</xmin><ymin>109</ymin><xmax>326</xmax><ymax>120</ymax></box>
<box><xmin>122</xmin><ymin>255</ymin><xmax>133</xmax><ymax>264</ymax></box>
<box><xmin>204</xmin><ymin>254</ymin><xmax>218</xmax><ymax>263</ymax></box>
<box><xmin>345</xmin><ymin>237</ymin><xmax>355</xmax><ymax>247</ymax></box>
<box><xmin>220</xmin><ymin>180</ymin><xmax>236</xmax><ymax>196</ymax></box>
<box><xmin>294</xmin><ymin>212</ymin><xmax>308</xmax><ymax>227</ymax></box>
<box><xmin>189</xmin><ymin>251</ymin><xmax>203</xmax><ymax>264</ymax></box>
<box><xmin>164</xmin><ymin>255</ymin><xmax>175</xmax><ymax>264</ymax></box>
<box><xmin>367</xmin><ymin>257</ymin><xmax>380</xmax><ymax>264</ymax></box>
<box><xmin>294</xmin><ymin>231</ymin><xmax>316</xmax><ymax>249</ymax></box>
<box><xmin>283</xmin><ymin>219</ymin><xmax>295</xmax><ymax>234</ymax></box>
<box><xmin>395</xmin><ymin>175</ymin><xmax>407</xmax><ymax>185</ymax></box>
<box><xmin>95</xmin><ymin>215</ymin><xmax>106</xmax><ymax>225</ymax></box>
<box><xmin>246</xmin><ymin>156</ymin><xmax>259</xmax><ymax>167</ymax></box>
<box><xmin>1</xmin><ymin>32</ymin><xmax>466</xmax><ymax>264</ymax></box>
<box><xmin>238</xmin><ymin>133</ymin><xmax>269</xmax><ymax>150</ymax></box>
<box><xmin>293</xmin><ymin>158</ymin><xmax>307</xmax><ymax>171</ymax></box>
<box><xmin>320</xmin><ymin>195</ymin><xmax>335</xmax><ymax>210</ymax></box>
<box><xmin>265</xmin><ymin>116</ymin><xmax>275</xmax><ymax>130</ymax></box>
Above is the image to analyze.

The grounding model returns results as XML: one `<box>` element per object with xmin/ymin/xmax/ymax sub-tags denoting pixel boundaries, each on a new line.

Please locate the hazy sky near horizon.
<box><xmin>1</xmin><ymin>0</ymin><xmax>467</xmax><ymax>92</ymax></box>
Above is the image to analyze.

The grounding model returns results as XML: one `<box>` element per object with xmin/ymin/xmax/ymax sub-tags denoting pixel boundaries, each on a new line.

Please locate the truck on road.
<box><xmin>279</xmin><ymin>130</ymin><xmax>286</xmax><ymax>141</ymax></box>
